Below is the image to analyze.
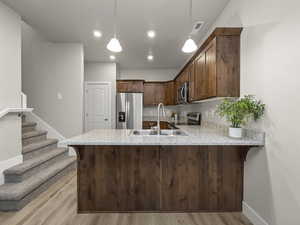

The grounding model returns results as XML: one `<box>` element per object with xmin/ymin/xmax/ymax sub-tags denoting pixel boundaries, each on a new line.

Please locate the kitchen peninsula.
<box><xmin>63</xmin><ymin>125</ymin><xmax>264</xmax><ymax>213</ymax></box>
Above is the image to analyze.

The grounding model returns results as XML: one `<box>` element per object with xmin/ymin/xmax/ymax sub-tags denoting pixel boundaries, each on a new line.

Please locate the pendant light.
<box><xmin>107</xmin><ymin>0</ymin><xmax>123</xmax><ymax>52</ymax></box>
<box><xmin>182</xmin><ymin>0</ymin><xmax>197</xmax><ymax>53</ymax></box>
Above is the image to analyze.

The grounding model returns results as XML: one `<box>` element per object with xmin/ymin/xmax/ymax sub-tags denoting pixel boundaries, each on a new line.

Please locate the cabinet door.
<box><xmin>164</xmin><ymin>81</ymin><xmax>175</xmax><ymax>105</ymax></box>
<box><xmin>194</xmin><ymin>52</ymin><xmax>206</xmax><ymax>100</ymax></box>
<box><xmin>194</xmin><ymin>39</ymin><xmax>217</xmax><ymax>100</ymax></box>
<box><xmin>188</xmin><ymin>62</ymin><xmax>195</xmax><ymax>102</ymax></box>
<box><xmin>144</xmin><ymin>83</ymin><xmax>165</xmax><ymax>106</ymax></box>
<box><xmin>155</xmin><ymin>83</ymin><xmax>165</xmax><ymax>104</ymax></box>
<box><xmin>144</xmin><ymin>83</ymin><xmax>156</xmax><ymax>106</ymax></box>
<box><xmin>117</xmin><ymin>80</ymin><xmax>144</xmax><ymax>93</ymax></box>
<box><xmin>205</xmin><ymin>40</ymin><xmax>217</xmax><ymax>98</ymax></box>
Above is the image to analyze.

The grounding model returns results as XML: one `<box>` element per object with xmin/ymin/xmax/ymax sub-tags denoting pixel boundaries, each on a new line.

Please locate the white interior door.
<box><xmin>85</xmin><ymin>82</ymin><xmax>111</xmax><ymax>131</ymax></box>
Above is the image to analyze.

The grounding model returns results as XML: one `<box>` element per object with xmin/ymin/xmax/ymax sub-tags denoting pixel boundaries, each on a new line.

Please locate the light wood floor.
<box><xmin>0</xmin><ymin>172</ymin><xmax>253</xmax><ymax>225</ymax></box>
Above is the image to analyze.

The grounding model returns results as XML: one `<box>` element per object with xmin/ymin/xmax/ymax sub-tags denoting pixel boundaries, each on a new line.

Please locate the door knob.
<box><xmin>104</xmin><ymin>118</ymin><xmax>108</xmax><ymax>121</ymax></box>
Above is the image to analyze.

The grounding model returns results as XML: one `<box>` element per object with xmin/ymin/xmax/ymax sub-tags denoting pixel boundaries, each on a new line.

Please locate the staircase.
<box><xmin>0</xmin><ymin>115</ymin><xmax>76</xmax><ymax>211</ymax></box>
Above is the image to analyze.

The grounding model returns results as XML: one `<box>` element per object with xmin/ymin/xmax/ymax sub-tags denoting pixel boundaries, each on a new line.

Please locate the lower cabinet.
<box><xmin>160</xmin><ymin>146</ymin><xmax>243</xmax><ymax>211</ymax></box>
<box><xmin>143</xmin><ymin>121</ymin><xmax>172</xmax><ymax>129</ymax></box>
<box><xmin>76</xmin><ymin>146</ymin><xmax>161</xmax><ymax>211</ymax></box>
<box><xmin>75</xmin><ymin>145</ymin><xmax>247</xmax><ymax>212</ymax></box>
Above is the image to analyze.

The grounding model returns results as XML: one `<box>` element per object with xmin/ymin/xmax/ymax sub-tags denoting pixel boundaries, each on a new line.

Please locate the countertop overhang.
<box><xmin>62</xmin><ymin>125</ymin><xmax>265</xmax><ymax>147</ymax></box>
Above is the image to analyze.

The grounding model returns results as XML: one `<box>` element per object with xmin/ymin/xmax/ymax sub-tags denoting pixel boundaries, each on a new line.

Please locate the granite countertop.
<box><xmin>61</xmin><ymin>125</ymin><xmax>265</xmax><ymax>147</ymax></box>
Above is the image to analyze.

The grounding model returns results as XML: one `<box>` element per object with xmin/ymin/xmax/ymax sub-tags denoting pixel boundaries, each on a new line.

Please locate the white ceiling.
<box><xmin>1</xmin><ymin>0</ymin><xmax>229</xmax><ymax>69</ymax></box>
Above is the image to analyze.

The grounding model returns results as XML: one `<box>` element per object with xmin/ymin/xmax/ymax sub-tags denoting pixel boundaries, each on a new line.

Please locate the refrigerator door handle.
<box><xmin>125</xmin><ymin>94</ymin><xmax>128</xmax><ymax>129</ymax></box>
<box><xmin>124</xmin><ymin>95</ymin><xmax>127</xmax><ymax>129</ymax></box>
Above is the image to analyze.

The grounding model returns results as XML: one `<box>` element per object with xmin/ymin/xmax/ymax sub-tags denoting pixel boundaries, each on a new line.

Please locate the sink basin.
<box><xmin>131</xmin><ymin>129</ymin><xmax>188</xmax><ymax>136</ymax></box>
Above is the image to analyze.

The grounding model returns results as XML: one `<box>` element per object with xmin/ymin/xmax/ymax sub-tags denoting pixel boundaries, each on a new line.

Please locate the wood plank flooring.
<box><xmin>0</xmin><ymin>172</ymin><xmax>253</xmax><ymax>225</ymax></box>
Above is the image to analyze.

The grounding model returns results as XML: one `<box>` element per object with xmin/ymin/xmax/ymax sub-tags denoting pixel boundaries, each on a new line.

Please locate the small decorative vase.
<box><xmin>229</xmin><ymin>127</ymin><xmax>243</xmax><ymax>138</ymax></box>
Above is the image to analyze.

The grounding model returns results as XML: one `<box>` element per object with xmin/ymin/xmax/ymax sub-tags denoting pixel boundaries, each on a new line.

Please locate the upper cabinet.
<box><xmin>183</xmin><ymin>27</ymin><xmax>242</xmax><ymax>102</ymax></box>
<box><xmin>191</xmin><ymin>39</ymin><xmax>217</xmax><ymax>100</ymax></box>
<box><xmin>117</xmin><ymin>28</ymin><xmax>242</xmax><ymax>105</ymax></box>
<box><xmin>117</xmin><ymin>80</ymin><xmax>144</xmax><ymax>93</ymax></box>
<box><xmin>144</xmin><ymin>81</ymin><xmax>175</xmax><ymax>106</ymax></box>
<box><xmin>117</xmin><ymin>80</ymin><xmax>176</xmax><ymax>106</ymax></box>
<box><xmin>144</xmin><ymin>82</ymin><xmax>165</xmax><ymax>106</ymax></box>
<box><xmin>164</xmin><ymin>81</ymin><xmax>175</xmax><ymax>105</ymax></box>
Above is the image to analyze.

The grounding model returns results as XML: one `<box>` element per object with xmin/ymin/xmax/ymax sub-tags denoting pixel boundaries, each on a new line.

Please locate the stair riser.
<box><xmin>22</xmin><ymin>126</ymin><xmax>36</xmax><ymax>133</ymax></box>
<box><xmin>22</xmin><ymin>134</ymin><xmax>47</xmax><ymax>146</ymax></box>
<box><xmin>5</xmin><ymin>152</ymin><xmax>69</xmax><ymax>183</ymax></box>
<box><xmin>23</xmin><ymin>143</ymin><xmax>58</xmax><ymax>160</ymax></box>
<box><xmin>0</xmin><ymin>162</ymin><xmax>76</xmax><ymax>211</ymax></box>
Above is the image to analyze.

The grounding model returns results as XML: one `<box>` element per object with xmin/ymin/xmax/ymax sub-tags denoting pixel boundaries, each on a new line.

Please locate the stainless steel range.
<box><xmin>186</xmin><ymin>112</ymin><xmax>201</xmax><ymax>125</ymax></box>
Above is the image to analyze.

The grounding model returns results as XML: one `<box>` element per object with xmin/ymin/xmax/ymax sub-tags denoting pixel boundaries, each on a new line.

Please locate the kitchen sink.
<box><xmin>131</xmin><ymin>129</ymin><xmax>188</xmax><ymax>136</ymax></box>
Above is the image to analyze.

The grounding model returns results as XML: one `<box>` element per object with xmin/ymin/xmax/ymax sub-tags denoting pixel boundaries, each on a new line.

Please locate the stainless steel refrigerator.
<box><xmin>116</xmin><ymin>93</ymin><xmax>143</xmax><ymax>129</ymax></box>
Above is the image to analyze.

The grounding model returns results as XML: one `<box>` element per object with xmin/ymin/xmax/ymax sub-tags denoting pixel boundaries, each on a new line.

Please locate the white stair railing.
<box><xmin>0</xmin><ymin>93</ymin><xmax>33</xmax><ymax>119</ymax></box>
<box><xmin>21</xmin><ymin>92</ymin><xmax>27</xmax><ymax>109</ymax></box>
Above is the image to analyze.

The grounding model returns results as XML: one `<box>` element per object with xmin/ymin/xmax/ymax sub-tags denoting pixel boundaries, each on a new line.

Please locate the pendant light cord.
<box><xmin>189</xmin><ymin>0</ymin><xmax>193</xmax><ymax>37</ymax></box>
<box><xmin>114</xmin><ymin>0</ymin><xmax>117</xmax><ymax>38</ymax></box>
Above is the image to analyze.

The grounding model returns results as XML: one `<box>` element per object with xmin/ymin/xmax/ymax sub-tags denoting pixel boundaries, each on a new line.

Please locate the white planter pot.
<box><xmin>229</xmin><ymin>127</ymin><xmax>243</xmax><ymax>138</ymax></box>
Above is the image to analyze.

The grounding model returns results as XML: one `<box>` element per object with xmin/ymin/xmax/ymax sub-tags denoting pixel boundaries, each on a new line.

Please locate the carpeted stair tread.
<box><xmin>22</xmin><ymin>139</ymin><xmax>58</xmax><ymax>154</ymax></box>
<box><xmin>22</xmin><ymin>130</ymin><xmax>47</xmax><ymax>139</ymax></box>
<box><xmin>0</xmin><ymin>156</ymin><xmax>76</xmax><ymax>201</ymax></box>
<box><xmin>22</xmin><ymin>121</ymin><xmax>37</xmax><ymax>128</ymax></box>
<box><xmin>4</xmin><ymin>148</ymin><xmax>68</xmax><ymax>175</ymax></box>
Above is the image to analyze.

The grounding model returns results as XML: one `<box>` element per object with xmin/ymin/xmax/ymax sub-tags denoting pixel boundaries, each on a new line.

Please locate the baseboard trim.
<box><xmin>24</xmin><ymin>112</ymin><xmax>76</xmax><ymax>156</ymax></box>
<box><xmin>25</xmin><ymin>112</ymin><xmax>65</xmax><ymax>140</ymax></box>
<box><xmin>243</xmin><ymin>201</ymin><xmax>269</xmax><ymax>225</ymax></box>
<box><xmin>0</xmin><ymin>155</ymin><xmax>23</xmax><ymax>185</ymax></box>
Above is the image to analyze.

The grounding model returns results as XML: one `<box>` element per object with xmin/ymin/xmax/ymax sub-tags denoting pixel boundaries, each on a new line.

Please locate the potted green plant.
<box><xmin>217</xmin><ymin>95</ymin><xmax>265</xmax><ymax>138</ymax></box>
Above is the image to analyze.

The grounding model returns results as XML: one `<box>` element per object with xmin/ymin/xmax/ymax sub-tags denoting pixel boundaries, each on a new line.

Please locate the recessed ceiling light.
<box><xmin>147</xmin><ymin>30</ymin><xmax>156</xmax><ymax>38</ymax></box>
<box><xmin>93</xmin><ymin>30</ymin><xmax>102</xmax><ymax>38</ymax></box>
<box><xmin>110</xmin><ymin>55</ymin><xmax>116</xmax><ymax>60</ymax></box>
<box><xmin>147</xmin><ymin>55</ymin><xmax>154</xmax><ymax>61</ymax></box>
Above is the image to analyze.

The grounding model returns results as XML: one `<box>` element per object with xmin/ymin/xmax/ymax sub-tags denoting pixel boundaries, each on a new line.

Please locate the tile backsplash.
<box><xmin>144</xmin><ymin>99</ymin><xmax>227</xmax><ymax>124</ymax></box>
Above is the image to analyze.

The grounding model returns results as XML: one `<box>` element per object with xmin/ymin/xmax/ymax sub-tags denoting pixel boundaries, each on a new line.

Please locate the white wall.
<box><xmin>0</xmin><ymin>2</ymin><xmax>22</xmax><ymax>183</ymax></box>
<box><xmin>177</xmin><ymin>1</ymin><xmax>300</xmax><ymax>224</ymax></box>
<box><xmin>120</xmin><ymin>68</ymin><xmax>178</xmax><ymax>81</ymax></box>
<box><xmin>22</xmin><ymin>22</ymin><xmax>84</xmax><ymax>138</ymax></box>
<box><xmin>84</xmin><ymin>62</ymin><xmax>117</xmax><ymax>128</ymax></box>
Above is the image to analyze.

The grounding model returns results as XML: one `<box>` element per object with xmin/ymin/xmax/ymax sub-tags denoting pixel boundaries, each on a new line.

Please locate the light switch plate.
<box><xmin>57</xmin><ymin>92</ymin><xmax>63</xmax><ymax>100</ymax></box>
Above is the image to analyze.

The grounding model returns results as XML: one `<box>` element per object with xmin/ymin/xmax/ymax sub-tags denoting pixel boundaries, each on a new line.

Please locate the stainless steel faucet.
<box><xmin>157</xmin><ymin>103</ymin><xmax>166</xmax><ymax>135</ymax></box>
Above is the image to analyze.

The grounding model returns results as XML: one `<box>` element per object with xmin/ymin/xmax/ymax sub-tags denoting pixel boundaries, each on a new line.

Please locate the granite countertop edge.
<box><xmin>61</xmin><ymin>125</ymin><xmax>265</xmax><ymax>147</ymax></box>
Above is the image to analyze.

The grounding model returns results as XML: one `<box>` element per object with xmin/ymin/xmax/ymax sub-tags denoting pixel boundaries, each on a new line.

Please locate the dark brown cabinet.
<box><xmin>182</xmin><ymin>28</ymin><xmax>242</xmax><ymax>102</ymax></box>
<box><xmin>117</xmin><ymin>28</ymin><xmax>241</xmax><ymax>105</ymax></box>
<box><xmin>144</xmin><ymin>82</ymin><xmax>165</xmax><ymax>106</ymax></box>
<box><xmin>191</xmin><ymin>39</ymin><xmax>217</xmax><ymax>100</ymax></box>
<box><xmin>191</xmin><ymin>37</ymin><xmax>239</xmax><ymax>101</ymax></box>
<box><xmin>160</xmin><ymin>146</ymin><xmax>244</xmax><ymax>211</ymax></box>
<box><xmin>143</xmin><ymin>121</ymin><xmax>173</xmax><ymax>129</ymax></box>
<box><xmin>164</xmin><ymin>81</ymin><xmax>175</xmax><ymax>105</ymax></box>
<box><xmin>117</xmin><ymin>80</ymin><xmax>144</xmax><ymax>93</ymax></box>
<box><xmin>188</xmin><ymin>62</ymin><xmax>195</xmax><ymax>101</ymax></box>
<box><xmin>144</xmin><ymin>81</ymin><xmax>175</xmax><ymax>106</ymax></box>
<box><xmin>75</xmin><ymin>145</ymin><xmax>247</xmax><ymax>212</ymax></box>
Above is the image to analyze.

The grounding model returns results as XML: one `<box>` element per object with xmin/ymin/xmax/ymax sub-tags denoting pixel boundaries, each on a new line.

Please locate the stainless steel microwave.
<box><xmin>177</xmin><ymin>82</ymin><xmax>189</xmax><ymax>104</ymax></box>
